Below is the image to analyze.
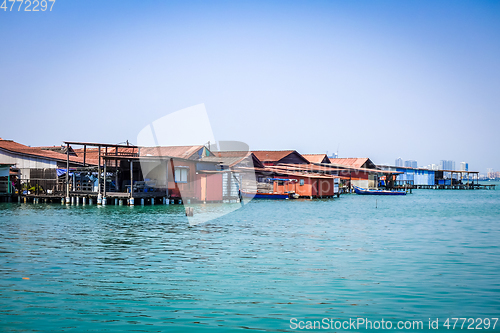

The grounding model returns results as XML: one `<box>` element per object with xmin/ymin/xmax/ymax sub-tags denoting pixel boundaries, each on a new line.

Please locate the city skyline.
<box><xmin>392</xmin><ymin>158</ymin><xmax>486</xmax><ymax>174</ymax></box>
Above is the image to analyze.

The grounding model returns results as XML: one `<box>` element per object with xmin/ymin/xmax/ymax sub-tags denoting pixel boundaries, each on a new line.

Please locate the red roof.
<box><xmin>302</xmin><ymin>154</ymin><xmax>330</xmax><ymax>164</ymax></box>
<box><xmin>329</xmin><ymin>158</ymin><xmax>371</xmax><ymax>169</ymax></box>
<box><xmin>72</xmin><ymin>147</ymin><xmax>136</xmax><ymax>165</ymax></box>
<box><xmin>0</xmin><ymin>139</ymin><xmax>91</xmax><ymax>165</ymax></box>
<box><xmin>264</xmin><ymin>168</ymin><xmax>339</xmax><ymax>179</ymax></box>
<box><xmin>252</xmin><ymin>150</ymin><xmax>295</xmax><ymax>162</ymax></box>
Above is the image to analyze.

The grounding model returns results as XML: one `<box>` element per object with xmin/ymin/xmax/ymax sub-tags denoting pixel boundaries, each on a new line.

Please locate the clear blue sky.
<box><xmin>1</xmin><ymin>0</ymin><xmax>499</xmax><ymax>172</ymax></box>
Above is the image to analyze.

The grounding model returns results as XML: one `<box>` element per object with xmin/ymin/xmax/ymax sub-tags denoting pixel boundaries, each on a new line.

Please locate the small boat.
<box><xmin>353</xmin><ymin>186</ymin><xmax>406</xmax><ymax>196</ymax></box>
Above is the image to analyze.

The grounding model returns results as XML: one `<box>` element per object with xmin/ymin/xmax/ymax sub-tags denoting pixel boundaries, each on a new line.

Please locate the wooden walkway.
<box><xmin>394</xmin><ymin>184</ymin><xmax>496</xmax><ymax>190</ymax></box>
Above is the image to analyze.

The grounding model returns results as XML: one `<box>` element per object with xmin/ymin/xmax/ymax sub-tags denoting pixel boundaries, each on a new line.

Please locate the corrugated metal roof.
<box><xmin>275</xmin><ymin>163</ymin><xmax>401</xmax><ymax>174</ymax></box>
<box><xmin>216</xmin><ymin>151</ymin><xmax>255</xmax><ymax>167</ymax></box>
<box><xmin>302</xmin><ymin>154</ymin><xmax>330</xmax><ymax>164</ymax></box>
<box><xmin>263</xmin><ymin>167</ymin><xmax>339</xmax><ymax>179</ymax></box>
<box><xmin>235</xmin><ymin>166</ymin><xmax>338</xmax><ymax>179</ymax></box>
<box><xmin>0</xmin><ymin>139</ymin><xmax>91</xmax><ymax>165</ymax></box>
<box><xmin>74</xmin><ymin>146</ymin><xmax>203</xmax><ymax>158</ymax></box>
<box><xmin>71</xmin><ymin>147</ymin><xmax>132</xmax><ymax>166</ymax></box>
<box><xmin>73</xmin><ymin>145</ymin><xmax>209</xmax><ymax>165</ymax></box>
<box><xmin>202</xmin><ymin>156</ymin><xmax>247</xmax><ymax>168</ymax></box>
<box><xmin>64</xmin><ymin>141</ymin><xmax>138</xmax><ymax>148</ymax></box>
<box><xmin>215</xmin><ymin>151</ymin><xmax>251</xmax><ymax>158</ymax></box>
<box><xmin>251</xmin><ymin>150</ymin><xmax>296</xmax><ymax>162</ymax></box>
<box><xmin>139</xmin><ymin>146</ymin><xmax>204</xmax><ymax>159</ymax></box>
<box><xmin>201</xmin><ymin>151</ymin><xmax>264</xmax><ymax>168</ymax></box>
<box><xmin>329</xmin><ymin>158</ymin><xmax>370</xmax><ymax>168</ymax></box>
<box><xmin>1</xmin><ymin>140</ymin><xmax>212</xmax><ymax>167</ymax></box>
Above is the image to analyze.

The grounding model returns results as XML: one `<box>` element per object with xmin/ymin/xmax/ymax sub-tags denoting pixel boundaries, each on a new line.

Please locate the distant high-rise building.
<box><xmin>395</xmin><ymin>157</ymin><xmax>403</xmax><ymax>167</ymax></box>
<box><xmin>404</xmin><ymin>160</ymin><xmax>417</xmax><ymax>168</ymax></box>
<box><xmin>460</xmin><ymin>162</ymin><xmax>468</xmax><ymax>172</ymax></box>
<box><xmin>440</xmin><ymin>160</ymin><xmax>455</xmax><ymax>171</ymax></box>
<box><xmin>487</xmin><ymin>168</ymin><xmax>494</xmax><ymax>179</ymax></box>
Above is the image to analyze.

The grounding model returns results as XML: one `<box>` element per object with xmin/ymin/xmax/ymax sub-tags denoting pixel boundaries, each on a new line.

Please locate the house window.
<box><xmin>175</xmin><ymin>167</ymin><xmax>188</xmax><ymax>183</ymax></box>
<box><xmin>300</xmin><ymin>179</ymin><xmax>304</xmax><ymax>186</ymax></box>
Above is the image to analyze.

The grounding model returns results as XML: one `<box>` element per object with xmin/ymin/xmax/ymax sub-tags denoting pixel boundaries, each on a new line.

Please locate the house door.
<box><xmin>200</xmin><ymin>175</ymin><xmax>207</xmax><ymax>202</ymax></box>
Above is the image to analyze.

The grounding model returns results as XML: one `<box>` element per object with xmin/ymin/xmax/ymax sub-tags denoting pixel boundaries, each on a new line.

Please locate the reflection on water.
<box><xmin>1</xmin><ymin>186</ymin><xmax>500</xmax><ymax>332</ymax></box>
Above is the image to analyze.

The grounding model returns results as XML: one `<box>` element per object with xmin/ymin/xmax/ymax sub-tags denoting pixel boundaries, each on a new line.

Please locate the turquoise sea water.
<box><xmin>1</xmin><ymin>184</ymin><xmax>500</xmax><ymax>332</ymax></box>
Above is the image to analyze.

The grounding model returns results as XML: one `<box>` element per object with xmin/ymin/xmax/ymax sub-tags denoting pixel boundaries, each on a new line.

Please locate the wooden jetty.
<box><xmin>395</xmin><ymin>184</ymin><xmax>496</xmax><ymax>190</ymax></box>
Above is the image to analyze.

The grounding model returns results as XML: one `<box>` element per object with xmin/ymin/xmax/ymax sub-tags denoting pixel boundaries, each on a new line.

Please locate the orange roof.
<box><xmin>252</xmin><ymin>150</ymin><xmax>295</xmax><ymax>162</ymax></box>
<box><xmin>329</xmin><ymin>158</ymin><xmax>371</xmax><ymax>169</ymax></box>
<box><xmin>302</xmin><ymin>154</ymin><xmax>330</xmax><ymax>164</ymax></box>
<box><xmin>72</xmin><ymin>147</ymin><xmax>131</xmax><ymax>166</ymax></box>
<box><xmin>139</xmin><ymin>145</ymin><xmax>206</xmax><ymax>159</ymax></box>
<box><xmin>233</xmin><ymin>166</ymin><xmax>339</xmax><ymax>179</ymax></box>
<box><xmin>264</xmin><ymin>167</ymin><xmax>339</xmax><ymax>179</ymax></box>
<box><xmin>273</xmin><ymin>163</ymin><xmax>400</xmax><ymax>174</ymax></box>
<box><xmin>0</xmin><ymin>139</ymin><xmax>92</xmax><ymax>165</ymax></box>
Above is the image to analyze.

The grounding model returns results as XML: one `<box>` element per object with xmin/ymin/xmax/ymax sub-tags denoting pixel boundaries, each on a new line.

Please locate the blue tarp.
<box><xmin>57</xmin><ymin>169</ymin><xmax>73</xmax><ymax>177</ymax></box>
<box><xmin>266</xmin><ymin>178</ymin><xmax>295</xmax><ymax>182</ymax></box>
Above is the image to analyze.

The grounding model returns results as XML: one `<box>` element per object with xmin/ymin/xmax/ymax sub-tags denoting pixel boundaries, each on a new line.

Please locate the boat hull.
<box><xmin>353</xmin><ymin>186</ymin><xmax>406</xmax><ymax>196</ymax></box>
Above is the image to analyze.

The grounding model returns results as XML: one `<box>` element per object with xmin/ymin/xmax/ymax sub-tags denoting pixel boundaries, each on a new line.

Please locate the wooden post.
<box><xmin>349</xmin><ymin>170</ymin><xmax>352</xmax><ymax>193</ymax></box>
<box><xmin>83</xmin><ymin>145</ymin><xmax>86</xmax><ymax>167</ymax></box>
<box><xmin>115</xmin><ymin>168</ymin><xmax>119</xmax><ymax>192</ymax></box>
<box><xmin>98</xmin><ymin>146</ymin><xmax>101</xmax><ymax>195</ymax></box>
<box><xmin>130</xmin><ymin>160</ymin><xmax>133</xmax><ymax>196</ymax></box>
<box><xmin>103</xmin><ymin>158</ymin><xmax>107</xmax><ymax>197</ymax></box>
<box><xmin>226</xmin><ymin>170</ymin><xmax>231</xmax><ymax>200</ymax></box>
<box><xmin>332</xmin><ymin>177</ymin><xmax>334</xmax><ymax>197</ymax></box>
<box><xmin>66</xmin><ymin>143</ymin><xmax>70</xmax><ymax>200</ymax></box>
<box><xmin>165</xmin><ymin>158</ymin><xmax>169</xmax><ymax>198</ymax></box>
<box><xmin>115</xmin><ymin>147</ymin><xmax>119</xmax><ymax>191</ymax></box>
